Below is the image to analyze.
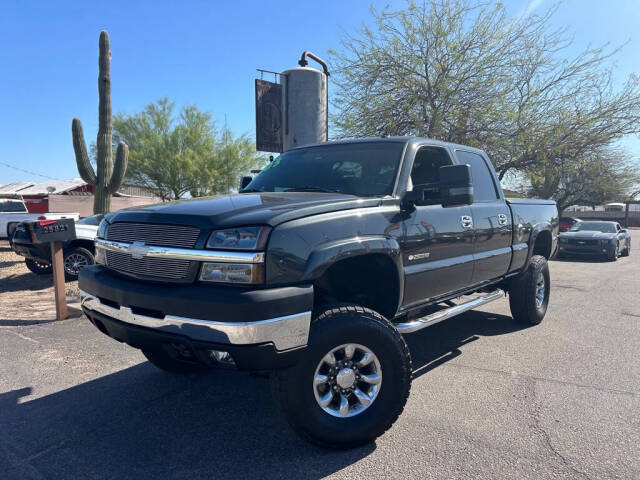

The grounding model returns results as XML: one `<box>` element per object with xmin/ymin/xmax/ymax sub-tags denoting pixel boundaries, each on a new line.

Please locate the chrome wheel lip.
<box><xmin>313</xmin><ymin>343</ymin><xmax>382</xmax><ymax>418</ymax></box>
<box><xmin>535</xmin><ymin>272</ymin><xmax>546</xmax><ymax>309</ymax></box>
<box><xmin>64</xmin><ymin>253</ymin><xmax>89</xmax><ymax>275</ymax></box>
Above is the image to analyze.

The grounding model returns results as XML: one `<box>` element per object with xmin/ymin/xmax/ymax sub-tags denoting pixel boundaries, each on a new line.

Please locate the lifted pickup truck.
<box><xmin>79</xmin><ymin>137</ymin><xmax>558</xmax><ymax>448</ymax></box>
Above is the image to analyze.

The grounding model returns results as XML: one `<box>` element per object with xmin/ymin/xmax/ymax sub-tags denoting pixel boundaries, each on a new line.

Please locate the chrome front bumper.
<box><xmin>80</xmin><ymin>290</ymin><xmax>311</xmax><ymax>351</ymax></box>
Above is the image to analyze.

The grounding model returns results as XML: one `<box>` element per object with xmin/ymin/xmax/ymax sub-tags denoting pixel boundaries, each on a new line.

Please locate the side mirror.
<box><xmin>239</xmin><ymin>176</ymin><xmax>252</xmax><ymax>191</ymax></box>
<box><xmin>440</xmin><ymin>164</ymin><xmax>473</xmax><ymax>207</ymax></box>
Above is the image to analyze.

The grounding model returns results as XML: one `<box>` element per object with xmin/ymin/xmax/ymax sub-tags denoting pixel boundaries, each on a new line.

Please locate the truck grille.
<box><xmin>105</xmin><ymin>222</ymin><xmax>201</xmax><ymax>281</ymax></box>
<box><xmin>106</xmin><ymin>222</ymin><xmax>200</xmax><ymax>248</ymax></box>
<box><xmin>106</xmin><ymin>251</ymin><xmax>193</xmax><ymax>280</ymax></box>
<box><xmin>568</xmin><ymin>239</ymin><xmax>598</xmax><ymax>246</ymax></box>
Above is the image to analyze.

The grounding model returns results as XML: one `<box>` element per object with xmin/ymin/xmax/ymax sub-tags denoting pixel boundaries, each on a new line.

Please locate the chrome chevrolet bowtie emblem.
<box><xmin>128</xmin><ymin>241</ymin><xmax>150</xmax><ymax>259</ymax></box>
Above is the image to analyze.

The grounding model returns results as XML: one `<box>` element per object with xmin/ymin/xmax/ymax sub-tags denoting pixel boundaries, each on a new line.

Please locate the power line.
<box><xmin>0</xmin><ymin>161</ymin><xmax>62</xmax><ymax>181</ymax></box>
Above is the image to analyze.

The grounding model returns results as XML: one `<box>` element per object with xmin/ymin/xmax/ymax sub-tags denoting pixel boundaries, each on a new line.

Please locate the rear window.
<box><xmin>454</xmin><ymin>150</ymin><xmax>499</xmax><ymax>202</ymax></box>
<box><xmin>0</xmin><ymin>200</ymin><xmax>27</xmax><ymax>212</ymax></box>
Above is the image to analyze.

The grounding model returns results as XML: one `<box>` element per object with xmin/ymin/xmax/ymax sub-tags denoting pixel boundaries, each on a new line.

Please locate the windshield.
<box><xmin>77</xmin><ymin>214</ymin><xmax>104</xmax><ymax>225</ymax></box>
<box><xmin>569</xmin><ymin>221</ymin><xmax>616</xmax><ymax>233</ymax></box>
<box><xmin>243</xmin><ymin>142</ymin><xmax>405</xmax><ymax>197</ymax></box>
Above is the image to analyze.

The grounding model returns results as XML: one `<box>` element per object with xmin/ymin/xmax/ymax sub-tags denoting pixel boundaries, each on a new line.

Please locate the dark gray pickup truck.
<box><xmin>79</xmin><ymin>137</ymin><xmax>558</xmax><ymax>448</ymax></box>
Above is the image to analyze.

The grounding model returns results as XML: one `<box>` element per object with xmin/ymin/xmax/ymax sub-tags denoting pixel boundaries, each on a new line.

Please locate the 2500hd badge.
<box><xmin>79</xmin><ymin>137</ymin><xmax>558</xmax><ymax>448</ymax></box>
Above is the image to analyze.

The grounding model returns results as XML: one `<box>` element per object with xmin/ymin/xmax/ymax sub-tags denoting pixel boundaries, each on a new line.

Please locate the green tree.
<box><xmin>526</xmin><ymin>148</ymin><xmax>640</xmax><ymax>213</ymax></box>
<box><xmin>190</xmin><ymin>126</ymin><xmax>263</xmax><ymax>197</ymax></box>
<box><xmin>112</xmin><ymin>98</ymin><xmax>263</xmax><ymax>199</ymax></box>
<box><xmin>329</xmin><ymin>0</ymin><xmax>640</xmax><ymax>197</ymax></box>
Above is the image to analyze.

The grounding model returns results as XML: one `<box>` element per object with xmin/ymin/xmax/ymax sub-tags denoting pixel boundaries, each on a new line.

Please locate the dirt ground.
<box><xmin>0</xmin><ymin>241</ymin><xmax>81</xmax><ymax>322</ymax></box>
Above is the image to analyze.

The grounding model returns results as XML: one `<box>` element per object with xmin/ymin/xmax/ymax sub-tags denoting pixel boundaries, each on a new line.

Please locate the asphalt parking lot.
<box><xmin>1</xmin><ymin>232</ymin><xmax>638</xmax><ymax>480</ymax></box>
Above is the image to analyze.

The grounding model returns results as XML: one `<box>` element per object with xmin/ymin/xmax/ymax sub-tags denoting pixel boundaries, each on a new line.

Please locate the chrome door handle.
<box><xmin>461</xmin><ymin>215</ymin><xmax>473</xmax><ymax>229</ymax></box>
<box><xmin>498</xmin><ymin>214</ymin><xmax>508</xmax><ymax>226</ymax></box>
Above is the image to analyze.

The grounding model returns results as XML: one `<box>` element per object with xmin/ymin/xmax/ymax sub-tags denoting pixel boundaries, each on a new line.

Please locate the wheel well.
<box><xmin>66</xmin><ymin>239</ymin><xmax>95</xmax><ymax>254</ymax></box>
<box><xmin>313</xmin><ymin>254</ymin><xmax>400</xmax><ymax>319</ymax></box>
<box><xmin>532</xmin><ymin>230</ymin><xmax>552</xmax><ymax>259</ymax></box>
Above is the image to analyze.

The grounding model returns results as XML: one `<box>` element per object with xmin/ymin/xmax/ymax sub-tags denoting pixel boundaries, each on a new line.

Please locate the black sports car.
<box><xmin>557</xmin><ymin>220</ymin><xmax>631</xmax><ymax>261</ymax></box>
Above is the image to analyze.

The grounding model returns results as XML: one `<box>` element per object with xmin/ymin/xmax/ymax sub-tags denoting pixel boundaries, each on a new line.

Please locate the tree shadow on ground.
<box><xmin>0</xmin><ymin>310</ymin><xmax>526</xmax><ymax>479</ymax></box>
<box><xmin>0</xmin><ymin>272</ymin><xmax>54</xmax><ymax>294</ymax></box>
<box><xmin>0</xmin><ymin>259</ymin><xmax>21</xmax><ymax>268</ymax></box>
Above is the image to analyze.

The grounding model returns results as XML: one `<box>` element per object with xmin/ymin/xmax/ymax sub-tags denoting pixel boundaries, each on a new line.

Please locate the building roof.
<box><xmin>1</xmin><ymin>178</ymin><xmax>87</xmax><ymax>195</ymax></box>
<box><xmin>0</xmin><ymin>181</ymin><xmax>35</xmax><ymax>193</ymax></box>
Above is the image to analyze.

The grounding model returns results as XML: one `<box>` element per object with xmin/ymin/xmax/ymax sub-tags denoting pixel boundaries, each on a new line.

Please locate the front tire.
<box><xmin>142</xmin><ymin>347</ymin><xmax>210</xmax><ymax>374</ymax></box>
<box><xmin>25</xmin><ymin>258</ymin><xmax>53</xmax><ymax>275</ymax></box>
<box><xmin>271</xmin><ymin>304</ymin><xmax>412</xmax><ymax>449</ymax></box>
<box><xmin>63</xmin><ymin>246</ymin><xmax>94</xmax><ymax>280</ymax></box>
<box><xmin>608</xmin><ymin>242</ymin><xmax>619</xmax><ymax>262</ymax></box>
<box><xmin>509</xmin><ymin>255</ymin><xmax>550</xmax><ymax>325</ymax></box>
<box><xmin>621</xmin><ymin>240</ymin><xmax>630</xmax><ymax>257</ymax></box>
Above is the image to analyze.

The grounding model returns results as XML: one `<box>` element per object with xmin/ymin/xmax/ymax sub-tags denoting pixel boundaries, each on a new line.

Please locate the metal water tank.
<box><xmin>281</xmin><ymin>54</ymin><xmax>328</xmax><ymax>151</ymax></box>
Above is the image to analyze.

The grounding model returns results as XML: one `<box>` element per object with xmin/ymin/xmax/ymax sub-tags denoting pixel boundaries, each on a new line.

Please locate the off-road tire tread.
<box><xmin>271</xmin><ymin>304</ymin><xmax>412</xmax><ymax>449</ymax></box>
<box><xmin>509</xmin><ymin>255</ymin><xmax>548</xmax><ymax>325</ymax></box>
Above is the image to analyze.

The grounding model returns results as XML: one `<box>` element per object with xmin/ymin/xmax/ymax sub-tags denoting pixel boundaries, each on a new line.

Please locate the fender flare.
<box><xmin>525</xmin><ymin>223</ymin><xmax>554</xmax><ymax>264</ymax></box>
<box><xmin>301</xmin><ymin>235</ymin><xmax>405</xmax><ymax>310</ymax></box>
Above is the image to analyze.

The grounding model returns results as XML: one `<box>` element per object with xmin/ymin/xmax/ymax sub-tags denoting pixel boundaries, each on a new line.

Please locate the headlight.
<box><xmin>97</xmin><ymin>219</ymin><xmax>109</xmax><ymax>239</ymax></box>
<box><xmin>200</xmin><ymin>262</ymin><xmax>264</xmax><ymax>284</ymax></box>
<box><xmin>206</xmin><ymin>226</ymin><xmax>270</xmax><ymax>250</ymax></box>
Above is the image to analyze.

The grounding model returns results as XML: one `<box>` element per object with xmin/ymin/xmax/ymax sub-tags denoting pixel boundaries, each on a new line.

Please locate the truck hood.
<box><xmin>559</xmin><ymin>231</ymin><xmax>616</xmax><ymax>240</ymax></box>
<box><xmin>105</xmin><ymin>192</ymin><xmax>381</xmax><ymax>229</ymax></box>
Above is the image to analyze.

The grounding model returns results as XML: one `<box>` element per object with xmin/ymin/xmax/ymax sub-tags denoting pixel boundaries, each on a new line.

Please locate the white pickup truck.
<box><xmin>0</xmin><ymin>197</ymin><xmax>79</xmax><ymax>239</ymax></box>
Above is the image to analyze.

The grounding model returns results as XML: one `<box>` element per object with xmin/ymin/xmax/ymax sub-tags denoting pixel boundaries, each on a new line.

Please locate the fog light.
<box><xmin>209</xmin><ymin>350</ymin><xmax>235</xmax><ymax>366</ymax></box>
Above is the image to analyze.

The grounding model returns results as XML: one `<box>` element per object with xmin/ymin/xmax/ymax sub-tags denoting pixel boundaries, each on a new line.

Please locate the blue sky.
<box><xmin>1</xmin><ymin>0</ymin><xmax>639</xmax><ymax>183</ymax></box>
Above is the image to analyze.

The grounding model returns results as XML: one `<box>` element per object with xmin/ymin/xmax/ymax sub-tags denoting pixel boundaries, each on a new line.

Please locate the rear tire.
<box><xmin>142</xmin><ymin>347</ymin><xmax>210</xmax><ymax>374</ymax></box>
<box><xmin>509</xmin><ymin>255</ymin><xmax>550</xmax><ymax>325</ymax></box>
<box><xmin>271</xmin><ymin>304</ymin><xmax>412</xmax><ymax>449</ymax></box>
<box><xmin>25</xmin><ymin>258</ymin><xmax>53</xmax><ymax>275</ymax></box>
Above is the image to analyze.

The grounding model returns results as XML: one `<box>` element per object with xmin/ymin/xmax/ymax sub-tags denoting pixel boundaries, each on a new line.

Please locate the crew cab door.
<box><xmin>400</xmin><ymin>145</ymin><xmax>474</xmax><ymax>307</ymax></box>
<box><xmin>453</xmin><ymin>150</ymin><xmax>512</xmax><ymax>284</ymax></box>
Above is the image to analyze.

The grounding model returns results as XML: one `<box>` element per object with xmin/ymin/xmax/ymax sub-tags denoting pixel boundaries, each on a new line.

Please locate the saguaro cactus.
<box><xmin>72</xmin><ymin>30</ymin><xmax>128</xmax><ymax>214</ymax></box>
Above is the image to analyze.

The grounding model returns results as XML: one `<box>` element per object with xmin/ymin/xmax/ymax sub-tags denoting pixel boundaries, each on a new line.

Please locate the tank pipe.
<box><xmin>297</xmin><ymin>51</ymin><xmax>329</xmax><ymax>141</ymax></box>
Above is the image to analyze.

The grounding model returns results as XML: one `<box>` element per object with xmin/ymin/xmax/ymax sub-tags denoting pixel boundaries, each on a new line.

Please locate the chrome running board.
<box><xmin>395</xmin><ymin>289</ymin><xmax>505</xmax><ymax>334</ymax></box>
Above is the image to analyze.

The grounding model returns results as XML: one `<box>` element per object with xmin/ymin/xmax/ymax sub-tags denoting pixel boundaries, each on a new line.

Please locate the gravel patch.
<box><xmin>0</xmin><ymin>241</ymin><xmax>80</xmax><ymax>321</ymax></box>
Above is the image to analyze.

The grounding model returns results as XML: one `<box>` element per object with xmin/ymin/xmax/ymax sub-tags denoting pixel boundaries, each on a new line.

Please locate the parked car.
<box><xmin>10</xmin><ymin>214</ymin><xmax>102</xmax><ymax>279</ymax></box>
<box><xmin>0</xmin><ymin>196</ymin><xmax>79</xmax><ymax>239</ymax></box>
<box><xmin>557</xmin><ymin>220</ymin><xmax>630</xmax><ymax>261</ymax></box>
<box><xmin>78</xmin><ymin>137</ymin><xmax>558</xmax><ymax>448</ymax></box>
<box><xmin>559</xmin><ymin>216</ymin><xmax>581</xmax><ymax>232</ymax></box>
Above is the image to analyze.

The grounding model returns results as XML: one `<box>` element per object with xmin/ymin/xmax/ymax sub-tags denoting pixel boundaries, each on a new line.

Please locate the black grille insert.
<box><xmin>106</xmin><ymin>223</ymin><xmax>200</xmax><ymax>248</ymax></box>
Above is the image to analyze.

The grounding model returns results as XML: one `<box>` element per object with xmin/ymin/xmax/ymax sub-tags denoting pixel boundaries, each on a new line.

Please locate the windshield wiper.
<box><xmin>284</xmin><ymin>186</ymin><xmax>341</xmax><ymax>193</ymax></box>
<box><xmin>239</xmin><ymin>188</ymin><xmax>262</xmax><ymax>193</ymax></box>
